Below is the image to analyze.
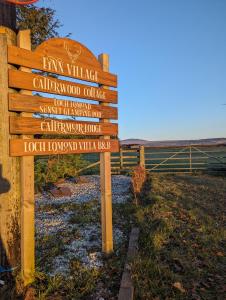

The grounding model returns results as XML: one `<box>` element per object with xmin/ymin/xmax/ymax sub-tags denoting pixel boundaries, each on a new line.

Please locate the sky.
<box><xmin>36</xmin><ymin>0</ymin><xmax>226</xmax><ymax>141</ymax></box>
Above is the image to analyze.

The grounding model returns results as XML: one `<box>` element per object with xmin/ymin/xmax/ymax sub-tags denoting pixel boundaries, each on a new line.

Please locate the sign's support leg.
<box><xmin>0</xmin><ymin>26</ymin><xmax>21</xmax><ymax>279</ymax></box>
<box><xmin>98</xmin><ymin>53</ymin><xmax>113</xmax><ymax>253</ymax></box>
<box><xmin>17</xmin><ymin>30</ymin><xmax>35</xmax><ymax>286</ymax></box>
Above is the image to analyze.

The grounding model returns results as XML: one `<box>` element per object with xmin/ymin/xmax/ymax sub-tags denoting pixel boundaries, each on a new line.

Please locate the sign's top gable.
<box><xmin>35</xmin><ymin>37</ymin><xmax>102</xmax><ymax>71</ymax></box>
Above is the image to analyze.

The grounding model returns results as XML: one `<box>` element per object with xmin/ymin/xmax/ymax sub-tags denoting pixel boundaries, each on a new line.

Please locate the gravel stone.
<box><xmin>35</xmin><ymin>175</ymin><xmax>131</xmax><ymax>275</ymax></box>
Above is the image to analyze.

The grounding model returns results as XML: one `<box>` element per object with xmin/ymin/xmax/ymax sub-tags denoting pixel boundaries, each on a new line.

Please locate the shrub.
<box><xmin>34</xmin><ymin>154</ymin><xmax>88</xmax><ymax>192</ymax></box>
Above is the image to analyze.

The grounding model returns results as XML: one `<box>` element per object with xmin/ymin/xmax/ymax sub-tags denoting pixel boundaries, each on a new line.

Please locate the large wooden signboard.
<box><xmin>8</xmin><ymin>37</ymin><xmax>119</xmax><ymax>157</ymax></box>
<box><xmin>1</xmin><ymin>31</ymin><xmax>119</xmax><ymax>286</ymax></box>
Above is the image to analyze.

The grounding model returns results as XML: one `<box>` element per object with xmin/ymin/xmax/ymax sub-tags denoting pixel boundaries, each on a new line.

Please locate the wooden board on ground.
<box><xmin>7</xmin><ymin>38</ymin><xmax>117</xmax><ymax>87</ymax></box>
<box><xmin>8</xmin><ymin>93</ymin><xmax>118</xmax><ymax>119</ymax></box>
<box><xmin>10</xmin><ymin>138</ymin><xmax>119</xmax><ymax>156</ymax></box>
<box><xmin>10</xmin><ymin>116</ymin><xmax>118</xmax><ymax>136</ymax></box>
<box><xmin>8</xmin><ymin>69</ymin><xmax>118</xmax><ymax>103</ymax></box>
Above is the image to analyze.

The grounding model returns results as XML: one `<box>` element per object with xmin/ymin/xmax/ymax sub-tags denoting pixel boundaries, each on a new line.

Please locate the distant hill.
<box><xmin>120</xmin><ymin>138</ymin><xmax>226</xmax><ymax>147</ymax></box>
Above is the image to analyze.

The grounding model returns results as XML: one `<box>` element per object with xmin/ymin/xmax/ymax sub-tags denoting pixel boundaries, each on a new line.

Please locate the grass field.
<box><xmin>132</xmin><ymin>173</ymin><xmax>226</xmax><ymax>300</ymax></box>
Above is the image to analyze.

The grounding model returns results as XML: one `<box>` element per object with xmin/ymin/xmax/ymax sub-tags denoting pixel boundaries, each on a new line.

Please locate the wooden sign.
<box><xmin>8</xmin><ymin>69</ymin><xmax>117</xmax><ymax>103</ymax></box>
<box><xmin>3</xmin><ymin>33</ymin><xmax>118</xmax><ymax>282</ymax></box>
<box><xmin>8</xmin><ymin>38</ymin><xmax>117</xmax><ymax>87</ymax></box>
<box><xmin>10</xmin><ymin>116</ymin><xmax>118</xmax><ymax>136</ymax></box>
<box><xmin>10</xmin><ymin>138</ymin><xmax>119</xmax><ymax>156</ymax></box>
<box><xmin>9</xmin><ymin>93</ymin><xmax>118</xmax><ymax>119</ymax></box>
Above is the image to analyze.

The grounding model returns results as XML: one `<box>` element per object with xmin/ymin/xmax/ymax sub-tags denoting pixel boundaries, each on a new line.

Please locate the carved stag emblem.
<box><xmin>64</xmin><ymin>42</ymin><xmax>81</xmax><ymax>63</ymax></box>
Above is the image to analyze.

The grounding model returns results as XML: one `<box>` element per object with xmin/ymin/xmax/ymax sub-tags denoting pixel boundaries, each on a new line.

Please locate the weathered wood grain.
<box><xmin>9</xmin><ymin>93</ymin><xmax>118</xmax><ymax>119</ymax></box>
<box><xmin>10</xmin><ymin>138</ymin><xmax>119</xmax><ymax>156</ymax></box>
<box><xmin>8</xmin><ymin>38</ymin><xmax>117</xmax><ymax>87</ymax></box>
<box><xmin>0</xmin><ymin>27</ymin><xmax>21</xmax><ymax>273</ymax></box>
<box><xmin>8</xmin><ymin>69</ymin><xmax>118</xmax><ymax>103</ymax></box>
<box><xmin>10</xmin><ymin>116</ymin><xmax>118</xmax><ymax>136</ymax></box>
<box><xmin>98</xmin><ymin>53</ymin><xmax>114</xmax><ymax>254</ymax></box>
<box><xmin>17</xmin><ymin>29</ymin><xmax>35</xmax><ymax>286</ymax></box>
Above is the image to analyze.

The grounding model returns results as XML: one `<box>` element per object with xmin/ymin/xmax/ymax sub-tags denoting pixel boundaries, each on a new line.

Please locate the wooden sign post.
<box><xmin>0</xmin><ymin>26</ymin><xmax>21</xmax><ymax>279</ymax></box>
<box><xmin>99</xmin><ymin>54</ymin><xmax>113</xmax><ymax>253</ymax></box>
<box><xmin>17</xmin><ymin>29</ymin><xmax>35</xmax><ymax>286</ymax></box>
<box><xmin>0</xmin><ymin>31</ymin><xmax>119</xmax><ymax>285</ymax></box>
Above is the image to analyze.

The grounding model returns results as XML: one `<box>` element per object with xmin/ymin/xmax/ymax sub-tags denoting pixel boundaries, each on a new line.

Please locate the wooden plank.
<box><xmin>17</xmin><ymin>29</ymin><xmax>35</xmax><ymax>286</ymax></box>
<box><xmin>145</xmin><ymin>151</ymin><xmax>189</xmax><ymax>155</ymax></box>
<box><xmin>8</xmin><ymin>41</ymin><xmax>117</xmax><ymax>87</ymax></box>
<box><xmin>99</xmin><ymin>53</ymin><xmax>113</xmax><ymax>254</ymax></box>
<box><xmin>144</xmin><ymin>144</ymin><xmax>226</xmax><ymax>149</ymax></box>
<box><xmin>10</xmin><ymin>116</ymin><xmax>118</xmax><ymax>136</ymax></box>
<box><xmin>146</xmin><ymin>163</ymin><xmax>205</xmax><ymax>166</ymax></box>
<box><xmin>9</xmin><ymin>93</ymin><xmax>118</xmax><ymax>119</ymax></box>
<box><xmin>121</xmin><ymin>149</ymin><xmax>139</xmax><ymax>153</ymax></box>
<box><xmin>10</xmin><ymin>139</ymin><xmax>119</xmax><ymax>156</ymax></box>
<box><xmin>118</xmin><ymin>228</ymin><xmax>139</xmax><ymax>300</ymax></box>
<box><xmin>145</xmin><ymin>157</ymin><xmax>191</xmax><ymax>161</ymax></box>
<box><xmin>8</xmin><ymin>69</ymin><xmax>118</xmax><ymax>103</ymax></box>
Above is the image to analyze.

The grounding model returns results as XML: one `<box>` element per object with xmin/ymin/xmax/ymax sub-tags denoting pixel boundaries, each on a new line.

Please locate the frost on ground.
<box><xmin>36</xmin><ymin>175</ymin><xmax>131</xmax><ymax>206</ymax></box>
<box><xmin>35</xmin><ymin>175</ymin><xmax>131</xmax><ymax>276</ymax></box>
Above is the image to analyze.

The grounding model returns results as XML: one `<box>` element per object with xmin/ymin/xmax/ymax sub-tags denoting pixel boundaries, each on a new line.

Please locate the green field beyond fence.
<box><xmin>81</xmin><ymin>145</ymin><xmax>226</xmax><ymax>175</ymax></box>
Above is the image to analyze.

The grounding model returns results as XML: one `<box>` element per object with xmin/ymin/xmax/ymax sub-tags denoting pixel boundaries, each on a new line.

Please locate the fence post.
<box><xmin>98</xmin><ymin>53</ymin><xmax>113</xmax><ymax>254</ymax></box>
<box><xmin>120</xmin><ymin>147</ymin><xmax>123</xmax><ymax>171</ymax></box>
<box><xmin>139</xmin><ymin>146</ymin><xmax>145</xmax><ymax>168</ymax></box>
<box><xmin>189</xmin><ymin>146</ymin><xmax>192</xmax><ymax>173</ymax></box>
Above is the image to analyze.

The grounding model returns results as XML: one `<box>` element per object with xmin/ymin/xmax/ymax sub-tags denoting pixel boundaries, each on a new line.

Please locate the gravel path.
<box><xmin>35</xmin><ymin>175</ymin><xmax>131</xmax><ymax>276</ymax></box>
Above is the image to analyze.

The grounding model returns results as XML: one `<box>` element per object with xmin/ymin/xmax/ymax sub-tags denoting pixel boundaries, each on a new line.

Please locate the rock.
<box><xmin>56</xmin><ymin>178</ymin><xmax>65</xmax><ymax>185</ymax></box>
<box><xmin>77</xmin><ymin>176</ymin><xmax>89</xmax><ymax>184</ymax></box>
<box><xmin>66</xmin><ymin>176</ymin><xmax>79</xmax><ymax>184</ymax></box>
<box><xmin>49</xmin><ymin>187</ymin><xmax>72</xmax><ymax>198</ymax></box>
<box><xmin>49</xmin><ymin>188</ymin><xmax>62</xmax><ymax>197</ymax></box>
<box><xmin>43</xmin><ymin>182</ymin><xmax>56</xmax><ymax>192</ymax></box>
<box><xmin>60</xmin><ymin>187</ymin><xmax>72</xmax><ymax>197</ymax></box>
